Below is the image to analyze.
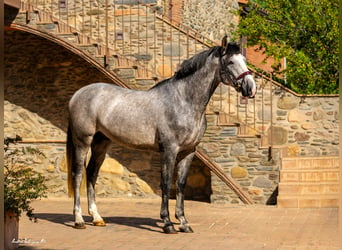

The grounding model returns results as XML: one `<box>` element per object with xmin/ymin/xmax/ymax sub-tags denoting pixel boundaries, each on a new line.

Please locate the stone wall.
<box><xmin>200</xmin><ymin>80</ymin><xmax>339</xmax><ymax>204</ymax></box>
<box><xmin>270</xmin><ymin>91</ymin><xmax>339</xmax><ymax>157</ymax></box>
<box><xmin>181</xmin><ymin>0</ymin><xmax>239</xmax><ymax>43</ymax></box>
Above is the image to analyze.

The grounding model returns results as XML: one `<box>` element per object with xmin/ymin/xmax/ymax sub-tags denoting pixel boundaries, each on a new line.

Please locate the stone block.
<box><xmin>301</xmin><ymin>184</ymin><xmax>321</xmax><ymax>195</ymax></box>
<box><xmin>111</xmin><ymin>177</ymin><xmax>131</xmax><ymax>192</ymax></box>
<box><xmin>248</xmin><ymin>186</ymin><xmax>262</xmax><ymax>196</ymax></box>
<box><xmin>157</xmin><ymin>64</ymin><xmax>172</xmax><ymax>78</ymax></box>
<box><xmin>278</xmin><ymin>183</ymin><xmax>300</xmax><ymax>194</ymax></box>
<box><xmin>46</xmin><ymin>165</ymin><xmax>55</xmax><ymax>173</ymax></box>
<box><xmin>313</xmin><ymin>109</ymin><xmax>324</xmax><ymax>120</ymax></box>
<box><xmin>163</xmin><ymin>43</ymin><xmax>184</xmax><ymax>57</ymax></box>
<box><xmin>320</xmin><ymin>197</ymin><xmax>339</xmax><ymax>207</ymax></box>
<box><xmin>298</xmin><ymin>198</ymin><xmax>320</xmax><ymax>208</ymax></box>
<box><xmin>230</xmin><ymin>142</ymin><xmax>245</xmax><ymax>156</ymax></box>
<box><xmin>288</xmin><ymin>109</ymin><xmax>306</xmax><ymax>122</ymax></box>
<box><xmin>100</xmin><ymin>158</ymin><xmax>124</xmax><ymax>175</ymax></box>
<box><xmin>268</xmin><ymin>126</ymin><xmax>288</xmax><ymax>145</ymax></box>
<box><xmin>277</xmin><ymin>95</ymin><xmax>298</xmax><ymax>110</ymax></box>
<box><xmin>323</xmin><ymin>171</ymin><xmax>339</xmax><ymax>182</ymax></box>
<box><xmin>301</xmin><ymin>123</ymin><xmax>313</xmax><ymax>130</ymax></box>
<box><xmin>294</xmin><ymin>132</ymin><xmax>310</xmax><ymax>142</ymax></box>
<box><xmin>287</xmin><ymin>145</ymin><xmax>300</xmax><ymax>157</ymax></box>
<box><xmin>59</xmin><ymin>155</ymin><xmax>67</xmax><ymax>173</ymax></box>
<box><xmin>277</xmin><ymin>196</ymin><xmax>298</xmax><ymax>208</ymax></box>
<box><xmin>253</xmin><ymin>176</ymin><xmax>272</xmax><ymax>188</ymax></box>
<box><xmin>231</xmin><ymin>166</ymin><xmax>247</xmax><ymax>179</ymax></box>
<box><xmin>280</xmin><ymin>172</ymin><xmax>299</xmax><ymax>182</ymax></box>
<box><xmin>136</xmin><ymin>178</ymin><xmax>154</xmax><ymax>193</ymax></box>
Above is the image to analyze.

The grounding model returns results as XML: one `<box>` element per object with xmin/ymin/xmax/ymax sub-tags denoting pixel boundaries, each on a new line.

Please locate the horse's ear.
<box><xmin>226</xmin><ymin>42</ymin><xmax>240</xmax><ymax>55</ymax></box>
<box><xmin>221</xmin><ymin>35</ymin><xmax>228</xmax><ymax>53</ymax></box>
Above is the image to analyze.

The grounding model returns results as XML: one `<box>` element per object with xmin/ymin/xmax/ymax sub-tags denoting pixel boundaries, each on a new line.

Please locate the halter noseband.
<box><xmin>220</xmin><ymin>54</ymin><xmax>252</xmax><ymax>91</ymax></box>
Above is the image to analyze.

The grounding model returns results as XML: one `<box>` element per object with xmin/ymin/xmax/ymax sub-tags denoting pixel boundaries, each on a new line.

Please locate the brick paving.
<box><xmin>16</xmin><ymin>198</ymin><xmax>339</xmax><ymax>250</ymax></box>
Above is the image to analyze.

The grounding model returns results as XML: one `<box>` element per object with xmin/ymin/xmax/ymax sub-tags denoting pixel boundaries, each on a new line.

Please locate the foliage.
<box><xmin>236</xmin><ymin>0</ymin><xmax>338</xmax><ymax>94</ymax></box>
<box><xmin>4</xmin><ymin>136</ymin><xmax>48</xmax><ymax>220</ymax></box>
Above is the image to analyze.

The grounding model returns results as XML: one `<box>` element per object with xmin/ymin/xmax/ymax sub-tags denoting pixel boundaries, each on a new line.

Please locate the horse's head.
<box><xmin>219</xmin><ymin>38</ymin><xmax>257</xmax><ymax>98</ymax></box>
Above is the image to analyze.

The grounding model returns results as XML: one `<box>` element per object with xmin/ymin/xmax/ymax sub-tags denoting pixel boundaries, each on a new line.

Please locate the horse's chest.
<box><xmin>174</xmin><ymin>116</ymin><xmax>206</xmax><ymax>147</ymax></box>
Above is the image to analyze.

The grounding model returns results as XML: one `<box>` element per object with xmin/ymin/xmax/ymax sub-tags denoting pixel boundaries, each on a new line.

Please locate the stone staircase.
<box><xmin>277</xmin><ymin>156</ymin><xmax>339</xmax><ymax>208</ymax></box>
<box><xmin>6</xmin><ymin>1</ymin><xmax>280</xmax><ymax>205</ymax></box>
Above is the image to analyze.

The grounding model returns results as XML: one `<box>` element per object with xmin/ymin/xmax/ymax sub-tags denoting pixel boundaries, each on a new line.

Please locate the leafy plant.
<box><xmin>4</xmin><ymin>136</ymin><xmax>48</xmax><ymax>220</ymax></box>
<box><xmin>236</xmin><ymin>0</ymin><xmax>338</xmax><ymax>94</ymax></box>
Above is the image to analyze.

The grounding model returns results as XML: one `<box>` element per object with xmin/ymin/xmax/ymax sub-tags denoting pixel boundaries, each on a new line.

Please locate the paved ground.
<box><xmin>15</xmin><ymin>198</ymin><xmax>339</xmax><ymax>250</ymax></box>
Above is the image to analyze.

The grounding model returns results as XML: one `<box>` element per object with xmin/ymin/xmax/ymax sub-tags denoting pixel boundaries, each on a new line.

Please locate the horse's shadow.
<box><xmin>34</xmin><ymin>213</ymin><xmax>164</xmax><ymax>233</ymax></box>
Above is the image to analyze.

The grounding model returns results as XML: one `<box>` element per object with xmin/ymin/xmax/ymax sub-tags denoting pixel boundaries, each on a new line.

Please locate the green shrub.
<box><xmin>4</xmin><ymin>136</ymin><xmax>48</xmax><ymax>220</ymax></box>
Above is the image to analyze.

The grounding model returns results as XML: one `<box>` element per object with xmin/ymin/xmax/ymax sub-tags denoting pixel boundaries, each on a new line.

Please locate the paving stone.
<box><xmin>15</xmin><ymin>198</ymin><xmax>339</xmax><ymax>249</ymax></box>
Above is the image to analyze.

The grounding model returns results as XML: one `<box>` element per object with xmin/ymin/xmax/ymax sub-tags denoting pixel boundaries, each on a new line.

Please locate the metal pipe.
<box><xmin>121</xmin><ymin>0</ymin><xmax>124</xmax><ymax>57</ymax></box>
<box><xmin>105</xmin><ymin>0</ymin><xmax>108</xmax><ymax>65</ymax></box>
<box><xmin>145</xmin><ymin>4</ymin><xmax>148</xmax><ymax>76</ymax></box>
<box><xmin>153</xmin><ymin>10</ymin><xmax>157</xmax><ymax>76</ymax></box>
<box><xmin>269</xmin><ymin>75</ymin><xmax>273</xmax><ymax>148</ymax></box>
<box><xmin>113</xmin><ymin>0</ymin><xmax>116</xmax><ymax>51</ymax></box>
<box><xmin>129</xmin><ymin>0</ymin><xmax>132</xmax><ymax>62</ymax></box>
<box><xmin>137</xmin><ymin>0</ymin><xmax>140</xmax><ymax>59</ymax></box>
<box><xmin>170</xmin><ymin>21</ymin><xmax>172</xmax><ymax>75</ymax></box>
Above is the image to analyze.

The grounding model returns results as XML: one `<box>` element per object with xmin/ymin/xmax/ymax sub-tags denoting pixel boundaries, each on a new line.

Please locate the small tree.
<box><xmin>236</xmin><ymin>0</ymin><xmax>338</xmax><ymax>94</ymax></box>
<box><xmin>4</xmin><ymin>136</ymin><xmax>48</xmax><ymax>220</ymax></box>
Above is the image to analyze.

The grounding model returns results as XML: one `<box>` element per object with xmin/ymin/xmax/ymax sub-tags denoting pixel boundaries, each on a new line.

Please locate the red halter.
<box><xmin>236</xmin><ymin>71</ymin><xmax>252</xmax><ymax>80</ymax></box>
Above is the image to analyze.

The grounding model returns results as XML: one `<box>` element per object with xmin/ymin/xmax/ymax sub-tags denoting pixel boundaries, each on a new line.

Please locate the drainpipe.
<box><xmin>284</xmin><ymin>57</ymin><xmax>287</xmax><ymax>85</ymax></box>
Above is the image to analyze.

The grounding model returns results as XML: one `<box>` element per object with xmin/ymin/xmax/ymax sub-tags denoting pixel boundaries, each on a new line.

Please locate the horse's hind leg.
<box><xmin>72</xmin><ymin>139</ymin><xmax>92</xmax><ymax>229</ymax></box>
<box><xmin>175</xmin><ymin>151</ymin><xmax>195</xmax><ymax>233</ymax></box>
<box><xmin>87</xmin><ymin>132</ymin><xmax>111</xmax><ymax>227</ymax></box>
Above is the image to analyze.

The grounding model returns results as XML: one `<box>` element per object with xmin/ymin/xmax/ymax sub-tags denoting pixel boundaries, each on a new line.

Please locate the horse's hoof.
<box><xmin>163</xmin><ymin>225</ymin><xmax>178</xmax><ymax>234</ymax></box>
<box><xmin>179</xmin><ymin>225</ymin><xmax>194</xmax><ymax>233</ymax></box>
<box><xmin>74</xmin><ymin>222</ymin><xmax>86</xmax><ymax>229</ymax></box>
<box><xmin>93</xmin><ymin>220</ymin><xmax>106</xmax><ymax>227</ymax></box>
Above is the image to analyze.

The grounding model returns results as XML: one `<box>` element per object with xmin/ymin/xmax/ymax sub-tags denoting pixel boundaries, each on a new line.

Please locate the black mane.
<box><xmin>174</xmin><ymin>46</ymin><xmax>221</xmax><ymax>80</ymax></box>
<box><xmin>151</xmin><ymin>42</ymin><xmax>240</xmax><ymax>89</ymax></box>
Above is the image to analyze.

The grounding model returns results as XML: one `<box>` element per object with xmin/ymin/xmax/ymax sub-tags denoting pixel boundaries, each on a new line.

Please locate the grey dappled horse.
<box><xmin>67</xmin><ymin>38</ymin><xmax>256</xmax><ymax>234</ymax></box>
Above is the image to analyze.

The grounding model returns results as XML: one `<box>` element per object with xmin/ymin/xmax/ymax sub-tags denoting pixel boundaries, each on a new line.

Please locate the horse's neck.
<box><xmin>182</xmin><ymin>62</ymin><xmax>220</xmax><ymax>111</ymax></box>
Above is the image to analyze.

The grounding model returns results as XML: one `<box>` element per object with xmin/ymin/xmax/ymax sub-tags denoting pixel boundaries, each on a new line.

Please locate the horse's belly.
<box><xmin>100</xmin><ymin>123</ymin><xmax>158</xmax><ymax>151</ymax></box>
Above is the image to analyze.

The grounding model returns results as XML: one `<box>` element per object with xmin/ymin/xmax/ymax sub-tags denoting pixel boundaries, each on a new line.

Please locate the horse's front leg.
<box><xmin>160</xmin><ymin>149</ymin><xmax>177</xmax><ymax>234</ymax></box>
<box><xmin>175</xmin><ymin>151</ymin><xmax>195</xmax><ymax>233</ymax></box>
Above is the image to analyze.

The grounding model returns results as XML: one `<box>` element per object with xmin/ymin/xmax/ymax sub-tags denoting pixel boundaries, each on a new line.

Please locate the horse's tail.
<box><xmin>67</xmin><ymin>124</ymin><xmax>87</xmax><ymax>198</ymax></box>
<box><xmin>67</xmin><ymin>124</ymin><xmax>75</xmax><ymax>198</ymax></box>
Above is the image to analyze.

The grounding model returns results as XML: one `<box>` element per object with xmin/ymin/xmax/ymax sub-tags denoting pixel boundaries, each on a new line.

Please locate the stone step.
<box><xmin>277</xmin><ymin>194</ymin><xmax>339</xmax><ymax>208</ymax></box>
<box><xmin>280</xmin><ymin>169</ymin><xmax>339</xmax><ymax>183</ymax></box>
<box><xmin>135</xmin><ymin>78</ymin><xmax>158</xmax><ymax>90</ymax></box>
<box><xmin>113</xmin><ymin>68</ymin><xmax>136</xmax><ymax>79</ymax></box>
<box><xmin>56</xmin><ymin>33</ymin><xmax>79</xmax><ymax>44</ymax></box>
<box><xmin>278</xmin><ymin>182</ymin><xmax>339</xmax><ymax>196</ymax></box>
<box><xmin>281</xmin><ymin>157</ymin><xmax>339</xmax><ymax>171</ymax></box>
<box><xmin>35</xmin><ymin>22</ymin><xmax>58</xmax><ymax>33</ymax></box>
<box><xmin>77</xmin><ymin>44</ymin><xmax>100</xmax><ymax>56</ymax></box>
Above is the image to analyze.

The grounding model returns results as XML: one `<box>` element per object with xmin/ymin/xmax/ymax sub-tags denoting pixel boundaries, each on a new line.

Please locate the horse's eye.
<box><xmin>228</xmin><ymin>61</ymin><xmax>234</xmax><ymax>65</ymax></box>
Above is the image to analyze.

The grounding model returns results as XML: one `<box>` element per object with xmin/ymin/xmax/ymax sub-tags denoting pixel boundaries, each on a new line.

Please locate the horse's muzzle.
<box><xmin>241</xmin><ymin>76</ymin><xmax>257</xmax><ymax>98</ymax></box>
